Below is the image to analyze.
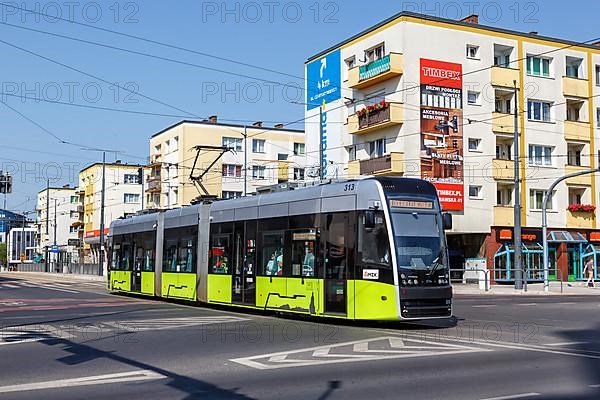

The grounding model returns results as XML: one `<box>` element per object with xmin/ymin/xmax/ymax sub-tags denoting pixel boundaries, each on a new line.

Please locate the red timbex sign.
<box><xmin>420</xmin><ymin>59</ymin><xmax>464</xmax><ymax>211</ymax></box>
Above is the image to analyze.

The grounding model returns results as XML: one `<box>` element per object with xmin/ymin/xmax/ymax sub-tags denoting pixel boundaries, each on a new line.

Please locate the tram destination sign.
<box><xmin>390</xmin><ymin>200</ymin><xmax>433</xmax><ymax>209</ymax></box>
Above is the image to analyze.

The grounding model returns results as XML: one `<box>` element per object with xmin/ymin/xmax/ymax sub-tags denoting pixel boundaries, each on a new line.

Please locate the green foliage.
<box><xmin>0</xmin><ymin>242</ymin><xmax>7</xmax><ymax>266</ymax></box>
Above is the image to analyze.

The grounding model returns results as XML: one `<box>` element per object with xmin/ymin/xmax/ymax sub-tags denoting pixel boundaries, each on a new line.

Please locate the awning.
<box><xmin>547</xmin><ymin>231</ymin><xmax>587</xmax><ymax>243</ymax></box>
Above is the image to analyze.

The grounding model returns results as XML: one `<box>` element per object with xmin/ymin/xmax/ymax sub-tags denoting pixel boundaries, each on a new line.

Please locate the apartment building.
<box><xmin>0</xmin><ymin>209</ymin><xmax>25</xmax><ymax>244</ymax></box>
<box><xmin>78</xmin><ymin>162</ymin><xmax>145</xmax><ymax>268</ymax></box>
<box><xmin>147</xmin><ymin>117</ymin><xmax>306</xmax><ymax>208</ymax></box>
<box><xmin>304</xmin><ymin>11</ymin><xmax>600</xmax><ymax>282</ymax></box>
<box><xmin>36</xmin><ymin>185</ymin><xmax>80</xmax><ymax>263</ymax></box>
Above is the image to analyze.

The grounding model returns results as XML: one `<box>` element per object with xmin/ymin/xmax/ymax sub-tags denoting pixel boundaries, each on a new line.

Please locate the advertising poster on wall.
<box><xmin>419</xmin><ymin>58</ymin><xmax>464</xmax><ymax>211</ymax></box>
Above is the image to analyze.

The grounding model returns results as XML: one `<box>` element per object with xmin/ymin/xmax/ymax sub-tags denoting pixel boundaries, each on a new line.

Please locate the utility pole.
<box><xmin>243</xmin><ymin>126</ymin><xmax>248</xmax><ymax>197</ymax></box>
<box><xmin>513</xmin><ymin>81</ymin><xmax>523</xmax><ymax>290</ymax></box>
<box><xmin>45</xmin><ymin>180</ymin><xmax>49</xmax><ymax>272</ymax></box>
<box><xmin>98</xmin><ymin>152</ymin><xmax>106</xmax><ymax>277</ymax></box>
<box><xmin>319</xmin><ymin>104</ymin><xmax>324</xmax><ymax>180</ymax></box>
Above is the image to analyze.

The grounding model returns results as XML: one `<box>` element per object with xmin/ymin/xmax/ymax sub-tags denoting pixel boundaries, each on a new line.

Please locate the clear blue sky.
<box><xmin>0</xmin><ymin>0</ymin><xmax>597</xmax><ymax>212</ymax></box>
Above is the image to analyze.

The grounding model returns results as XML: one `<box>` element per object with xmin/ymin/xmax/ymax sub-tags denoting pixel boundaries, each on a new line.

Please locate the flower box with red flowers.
<box><xmin>357</xmin><ymin>100</ymin><xmax>390</xmax><ymax>129</ymax></box>
<box><xmin>567</xmin><ymin>204</ymin><xmax>596</xmax><ymax>213</ymax></box>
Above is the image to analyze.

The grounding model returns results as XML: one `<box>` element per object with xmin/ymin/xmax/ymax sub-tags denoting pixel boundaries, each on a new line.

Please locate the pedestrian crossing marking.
<box><xmin>0</xmin><ymin>324</ymin><xmax>74</xmax><ymax>346</ymax></box>
<box><xmin>71</xmin><ymin>316</ymin><xmax>250</xmax><ymax>333</ymax></box>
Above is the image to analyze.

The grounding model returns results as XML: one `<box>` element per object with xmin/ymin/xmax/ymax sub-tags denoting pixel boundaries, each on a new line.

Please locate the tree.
<box><xmin>0</xmin><ymin>242</ymin><xmax>7</xmax><ymax>267</ymax></box>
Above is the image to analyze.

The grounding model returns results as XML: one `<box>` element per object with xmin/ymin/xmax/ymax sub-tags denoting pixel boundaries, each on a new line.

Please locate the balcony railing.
<box><xmin>565</xmin><ymin>165</ymin><xmax>593</xmax><ymax>186</ymax></box>
<box><xmin>563</xmin><ymin>76</ymin><xmax>588</xmax><ymax>98</ymax></box>
<box><xmin>491</xmin><ymin>112</ymin><xmax>514</xmax><ymax>134</ymax></box>
<box><xmin>348</xmin><ymin>102</ymin><xmax>403</xmax><ymax>134</ymax></box>
<box><xmin>348</xmin><ymin>153</ymin><xmax>404</xmax><ymax>177</ymax></box>
<box><xmin>348</xmin><ymin>53</ymin><xmax>403</xmax><ymax>90</ymax></box>
<box><xmin>564</xmin><ymin>120</ymin><xmax>590</xmax><ymax>142</ymax></box>
<box><xmin>492</xmin><ymin>159</ymin><xmax>514</xmax><ymax>180</ymax></box>
<box><xmin>566</xmin><ymin>210</ymin><xmax>595</xmax><ymax>229</ymax></box>
<box><xmin>146</xmin><ymin>179</ymin><xmax>161</xmax><ymax>193</ymax></box>
<box><xmin>491</xmin><ymin>66</ymin><xmax>520</xmax><ymax>88</ymax></box>
<box><xmin>493</xmin><ymin>206</ymin><xmax>514</xmax><ymax>227</ymax></box>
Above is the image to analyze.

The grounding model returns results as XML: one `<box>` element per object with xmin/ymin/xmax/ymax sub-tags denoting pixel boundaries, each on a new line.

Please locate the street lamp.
<box><xmin>542</xmin><ymin>167</ymin><xmax>599</xmax><ymax>292</ymax></box>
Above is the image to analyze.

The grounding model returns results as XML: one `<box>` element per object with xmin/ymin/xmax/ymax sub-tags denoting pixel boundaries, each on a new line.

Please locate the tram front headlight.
<box><xmin>402</xmin><ymin>279</ymin><xmax>407</xmax><ymax>286</ymax></box>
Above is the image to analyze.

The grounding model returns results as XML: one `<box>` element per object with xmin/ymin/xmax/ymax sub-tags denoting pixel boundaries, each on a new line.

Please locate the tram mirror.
<box><xmin>442</xmin><ymin>213</ymin><xmax>453</xmax><ymax>230</ymax></box>
<box><xmin>364</xmin><ymin>211</ymin><xmax>376</xmax><ymax>229</ymax></box>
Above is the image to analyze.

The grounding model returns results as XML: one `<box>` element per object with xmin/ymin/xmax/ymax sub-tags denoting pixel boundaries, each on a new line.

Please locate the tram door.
<box><xmin>232</xmin><ymin>222</ymin><xmax>256</xmax><ymax>305</ymax></box>
<box><xmin>131</xmin><ymin>244</ymin><xmax>142</xmax><ymax>292</ymax></box>
<box><xmin>324</xmin><ymin>214</ymin><xmax>348</xmax><ymax>315</ymax></box>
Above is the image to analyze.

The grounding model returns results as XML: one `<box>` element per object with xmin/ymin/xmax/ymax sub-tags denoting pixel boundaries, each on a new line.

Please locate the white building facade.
<box><xmin>304</xmin><ymin>12</ymin><xmax>600</xmax><ymax>282</ymax></box>
<box><xmin>36</xmin><ymin>186</ymin><xmax>80</xmax><ymax>263</ymax></box>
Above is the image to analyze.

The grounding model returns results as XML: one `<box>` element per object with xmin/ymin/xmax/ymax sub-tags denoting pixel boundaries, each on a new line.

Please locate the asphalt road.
<box><xmin>1</xmin><ymin>273</ymin><xmax>599</xmax><ymax>400</ymax></box>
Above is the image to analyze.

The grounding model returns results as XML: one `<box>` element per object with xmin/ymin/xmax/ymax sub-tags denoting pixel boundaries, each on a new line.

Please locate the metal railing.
<box><xmin>450</xmin><ymin>267</ymin><xmax>566</xmax><ymax>293</ymax></box>
<box><xmin>13</xmin><ymin>263</ymin><xmax>98</xmax><ymax>276</ymax></box>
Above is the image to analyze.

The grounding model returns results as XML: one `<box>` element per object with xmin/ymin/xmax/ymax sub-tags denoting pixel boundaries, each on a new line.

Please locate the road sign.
<box><xmin>51</xmin><ymin>245</ymin><xmax>60</xmax><ymax>254</ymax></box>
<box><xmin>68</xmin><ymin>239</ymin><xmax>81</xmax><ymax>247</ymax></box>
<box><xmin>306</xmin><ymin>49</ymin><xmax>341</xmax><ymax>110</ymax></box>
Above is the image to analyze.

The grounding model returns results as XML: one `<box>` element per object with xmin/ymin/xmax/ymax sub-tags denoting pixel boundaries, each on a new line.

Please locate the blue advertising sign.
<box><xmin>51</xmin><ymin>245</ymin><xmax>59</xmax><ymax>253</ymax></box>
<box><xmin>306</xmin><ymin>50</ymin><xmax>341</xmax><ymax>110</ymax></box>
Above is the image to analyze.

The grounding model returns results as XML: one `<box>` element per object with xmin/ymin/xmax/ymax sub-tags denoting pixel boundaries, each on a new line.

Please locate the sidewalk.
<box><xmin>453</xmin><ymin>281</ymin><xmax>600</xmax><ymax>296</ymax></box>
<box><xmin>0</xmin><ymin>271</ymin><xmax>106</xmax><ymax>283</ymax></box>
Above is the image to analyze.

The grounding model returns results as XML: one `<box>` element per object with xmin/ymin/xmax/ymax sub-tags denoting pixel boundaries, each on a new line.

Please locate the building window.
<box><xmin>496</xmin><ymin>187</ymin><xmax>513</xmax><ymax>206</ymax></box>
<box><xmin>171</xmin><ymin>137</ymin><xmax>179</xmax><ymax>152</ymax></box>
<box><xmin>468</xmin><ymin>185</ymin><xmax>482</xmax><ymax>199</ymax></box>
<box><xmin>567</xmin><ymin>148</ymin><xmax>582</xmax><ymax>166</ymax></box>
<box><xmin>527</xmin><ymin>100</ymin><xmax>552</xmax><ymax>122</ymax></box>
<box><xmin>69</xmin><ymin>226</ymin><xmax>78</xmax><ymax>233</ymax></box>
<box><xmin>365</xmin><ymin>43</ymin><xmax>385</xmax><ymax>63</ymax></box>
<box><xmin>495</xmin><ymin>97</ymin><xmax>512</xmax><ymax>114</ymax></box>
<box><xmin>277</xmin><ymin>153</ymin><xmax>288</xmax><ymax>161</ymax></box>
<box><xmin>466</xmin><ymin>44</ymin><xmax>480</xmax><ymax>59</ymax></box>
<box><xmin>596</xmin><ymin>107</ymin><xmax>600</xmax><ymax>127</ymax></box>
<box><xmin>252</xmin><ymin>165</ymin><xmax>266</xmax><ymax>180</ymax></box>
<box><xmin>293</xmin><ymin>168</ymin><xmax>305</xmax><ymax>181</ymax></box>
<box><xmin>222</xmin><ymin>191</ymin><xmax>242</xmax><ymax>199</ymax></box>
<box><xmin>293</xmin><ymin>142</ymin><xmax>305</xmax><ymax>156</ymax></box>
<box><xmin>70</xmin><ymin>195</ymin><xmax>79</xmax><ymax>204</ymax></box>
<box><xmin>252</xmin><ymin>139</ymin><xmax>265</xmax><ymax>153</ymax></box>
<box><xmin>565</xmin><ymin>57</ymin><xmax>583</xmax><ymax>79</ymax></box>
<box><xmin>526</xmin><ymin>56</ymin><xmax>551</xmax><ymax>77</ymax></box>
<box><xmin>530</xmin><ymin>189</ymin><xmax>554</xmax><ymax>211</ymax></box>
<box><xmin>493</xmin><ymin>44</ymin><xmax>513</xmax><ymax>67</ymax></box>
<box><xmin>467</xmin><ymin>91</ymin><xmax>480</xmax><ymax>105</ymax></box>
<box><xmin>69</xmin><ymin>211</ymin><xmax>78</xmax><ymax>219</ymax></box>
<box><xmin>124</xmin><ymin>174</ymin><xmax>140</xmax><ymax>184</ymax></box>
<box><xmin>468</xmin><ymin>138</ymin><xmax>482</xmax><ymax>152</ymax></box>
<box><xmin>345</xmin><ymin>56</ymin><xmax>356</xmax><ymax>69</ymax></box>
<box><xmin>369</xmin><ymin>139</ymin><xmax>386</xmax><ymax>158</ymax></box>
<box><xmin>124</xmin><ymin>193</ymin><xmax>140</xmax><ymax>204</ymax></box>
<box><xmin>528</xmin><ymin>145</ymin><xmax>553</xmax><ymax>166</ymax></box>
<box><xmin>222</xmin><ymin>137</ymin><xmax>242</xmax><ymax>151</ymax></box>
<box><xmin>347</xmin><ymin>146</ymin><xmax>356</xmax><ymax>161</ymax></box>
<box><xmin>596</xmin><ymin>65</ymin><xmax>600</xmax><ymax>86</ymax></box>
<box><xmin>496</xmin><ymin>142</ymin><xmax>512</xmax><ymax>160</ymax></box>
<box><xmin>222</xmin><ymin>164</ymin><xmax>242</xmax><ymax>178</ymax></box>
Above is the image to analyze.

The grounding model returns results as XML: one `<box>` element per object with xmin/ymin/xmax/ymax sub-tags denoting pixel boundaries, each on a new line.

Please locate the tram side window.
<box><xmin>121</xmin><ymin>242</ymin><xmax>132</xmax><ymax>271</ymax></box>
<box><xmin>262</xmin><ymin>232</ymin><xmax>285</xmax><ymax>276</ymax></box>
<box><xmin>359</xmin><ymin>211</ymin><xmax>391</xmax><ymax>268</ymax></box>
<box><xmin>210</xmin><ymin>234</ymin><xmax>231</xmax><ymax>274</ymax></box>
<box><xmin>179</xmin><ymin>237</ymin><xmax>195</xmax><ymax>273</ymax></box>
<box><xmin>290</xmin><ymin>230</ymin><xmax>318</xmax><ymax>277</ymax></box>
<box><xmin>111</xmin><ymin>242</ymin><xmax>122</xmax><ymax>271</ymax></box>
<box><xmin>163</xmin><ymin>238</ymin><xmax>178</xmax><ymax>272</ymax></box>
<box><xmin>143</xmin><ymin>236</ymin><xmax>155</xmax><ymax>272</ymax></box>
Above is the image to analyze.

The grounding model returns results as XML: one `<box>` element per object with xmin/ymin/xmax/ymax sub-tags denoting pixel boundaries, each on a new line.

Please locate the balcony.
<box><xmin>146</xmin><ymin>178</ymin><xmax>161</xmax><ymax>193</ymax></box>
<box><xmin>149</xmin><ymin>154</ymin><xmax>162</xmax><ymax>167</ymax></box>
<box><xmin>348</xmin><ymin>102</ymin><xmax>403</xmax><ymax>135</ymax></box>
<box><xmin>491</xmin><ymin>112</ymin><xmax>514</xmax><ymax>134</ymax></box>
<box><xmin>348</xmin><ymin>153</ymin><xmax>404</xmax><ymax>177</ymax></box>
<box><xmin>348</xmin><ymin>53</ymin><xmax>403</xmax><ymax>90</ymax></box>
<box><xmin>563</xmin><ymin>76</ymin><xmax>588</xmax><ymax>98</ymax></box>
<box><xmin>566</xmin><ymin>210</ymin><xmax>595</xmax><ymax>229</ymax></box>
<box><xmin>564</xmin><ymin>120</ymin><xmax>590</xmax><ymax>142</ymax></box>
<box><xmin>565</xmin><ymin>165</ymin><xmax>593</xmax><ymax>186</ymax></box>
<box><xmin>491</xmin><ymin>66</ymin><xmax>520</xmax><ymax>88</ymax></box>
<box><xmin>278</xmin><ymin>161</ymin><xmax>290</xmax><ymax>182</ymax></box>
<box><xmin>494</xmin><ymin>206</ymin><xmax>514</xmax><ymax>227</ymax></box>
<box><xmin>76</xmin><ymin>205</ymin><xmax>84</xmax><ymax>213</ymax></box>
<box><xmin>492</xmin><ymin>159</ymin><xmax>514</xmax><ymax>180</ymax></box>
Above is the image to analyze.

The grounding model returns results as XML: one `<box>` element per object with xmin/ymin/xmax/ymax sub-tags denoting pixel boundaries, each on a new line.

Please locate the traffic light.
<box><xmin>0</xmin><ymin>173</ymin><xmax>12</xmax><ymax>194</ymax></box>
<box><xmin>137</xmin><ymin>167</ymin><xmax>143</xmax><ymax>184</ymax></box>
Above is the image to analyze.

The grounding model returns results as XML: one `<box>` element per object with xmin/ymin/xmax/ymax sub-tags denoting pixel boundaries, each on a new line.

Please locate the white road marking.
<box><xmin>480</xmin><ymin>393</ymin><xmax>540</xmax><ymax>400</ymax></box>
<box><xmin>101</xmin><ymin>316</ymin><xmax>249</xmax><ymax>332</ymax></box>
<box><xmin>231</xmin><ymin>336</ymin><xmax>489</xmax><ymax>370</ymax></box>
<box><xmin>0</xmin><ymin>324</ymin><xmax>74</xmax><ymax>346</ymax></box>
<box><xmin>589</xmin><ymin>384</ymin><xmax>600</xmax><ymax>388</ymax></box>
<box><xmin>0</xmin><ymin>370</ymin><xmax>166</xmax><ymax>394</ymax></box>
<box><xmin>472</xmin><ymin>305</ymin><xmax>497</xmax><ymax>308</ymax></box>
<box><xmin>517</xmin><ymin>303</ymin><xmax>538</xmax><ymax>306</ymax></box>
<box><xmin>35</xmin><ymin>284</ymin><xmax>80</xmax><ymax>294</ymax></box>
<box><xmin>547</xmin><ymin>341</ymin><xmax>588</xmax><ymax>346</ymax></box>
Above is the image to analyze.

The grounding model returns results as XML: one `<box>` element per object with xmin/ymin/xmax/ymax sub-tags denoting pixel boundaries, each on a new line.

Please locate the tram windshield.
<box><xmin>391</xmin><ymin>212</ymin><xmax>448</xmax><ymax>272</ymax></box>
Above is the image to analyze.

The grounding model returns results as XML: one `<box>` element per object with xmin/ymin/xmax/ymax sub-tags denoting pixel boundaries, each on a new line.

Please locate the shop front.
<box><xmin>488</xmin><ymin>227</ymin><xmax>600</xmax><ymax>283</ymax></box>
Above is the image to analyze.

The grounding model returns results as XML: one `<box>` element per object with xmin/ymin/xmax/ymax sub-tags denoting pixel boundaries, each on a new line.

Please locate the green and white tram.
<box><xmin>108</xmin><ymin>177</ymin><xmax>453</xmax><ymax>320</ymax></box>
